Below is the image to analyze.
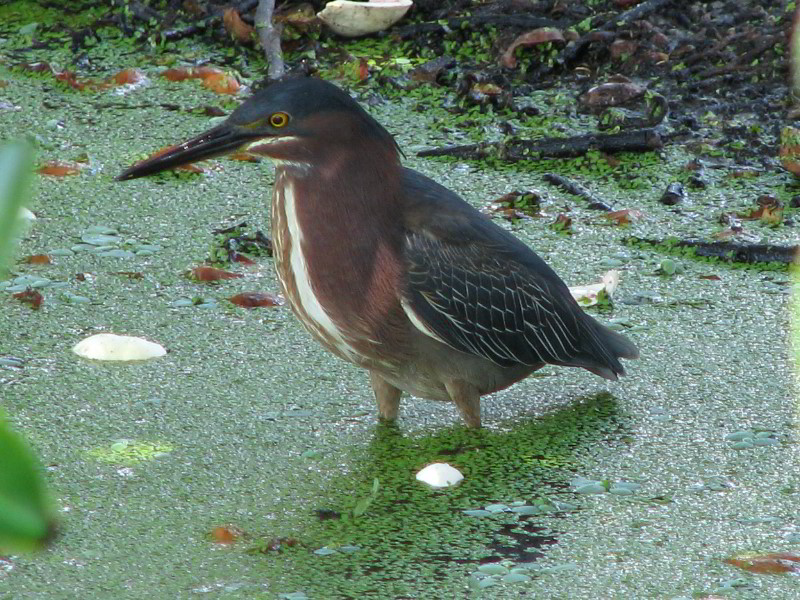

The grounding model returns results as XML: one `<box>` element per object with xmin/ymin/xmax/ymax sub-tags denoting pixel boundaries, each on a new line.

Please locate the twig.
<box><xmin>393</xmin><ymin>14</ymin><xmax>564</xmax><ymax>40</ymax></box>
<box><xmin>255</xmin><ymin>0</ymin><xmax>284</xmax><ymax>80</ymax></box>
<box><xmin>418</xmin><ymin>128</ymin><xmax>663</xmax><ymax>161</ymax></box>
<box><xmin>626</xmin><ymin>236</ymin><xmax>798</xmax><ymax>265</ymax></box>
<box><xmin>542</xmin><ymin>174</ymin><xmax>613</xmax><ymax>211</ymax></box>
<box><xmin>537</xmin><ymin>0</ymin><xmax>674</xmax><ymax>77</ymax></box>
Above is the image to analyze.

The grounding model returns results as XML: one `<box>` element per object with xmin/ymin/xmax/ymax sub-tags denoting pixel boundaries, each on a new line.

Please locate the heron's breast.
<box><xmin>271</xmin><ymin>174</ymin><xmax>361</xmax><ymax>362</ymax></box>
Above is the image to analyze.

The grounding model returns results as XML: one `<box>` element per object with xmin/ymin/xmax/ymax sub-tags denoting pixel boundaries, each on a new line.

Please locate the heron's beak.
<box><xmin>116</xmin><ymin>123</ymin><xmax>256</xmax><ymax>181</ymax></box>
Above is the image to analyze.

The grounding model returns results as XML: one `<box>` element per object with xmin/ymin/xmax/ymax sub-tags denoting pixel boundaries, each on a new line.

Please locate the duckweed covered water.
<box><xmin>1</xmin><ymin>36</ymin><xmax>798</xmax><ymax>600</ymax></box>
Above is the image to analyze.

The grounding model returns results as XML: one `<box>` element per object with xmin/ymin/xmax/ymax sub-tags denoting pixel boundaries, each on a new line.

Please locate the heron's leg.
<box><xmin>445</xmin><ymin>380</ymin><xmax>481</xmax><ymax>428</ymax></box>
<box><xmin>369</xmin><ymin>370</ymin><xmax>402</xmax><ymax>422</ymax></box>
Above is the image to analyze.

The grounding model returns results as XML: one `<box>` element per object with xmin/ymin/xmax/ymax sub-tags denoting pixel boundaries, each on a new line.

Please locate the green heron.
<box><xmin>118</xmin><ymin>77</ymin><xmax>638</xmax><ymax>427</ymax></box>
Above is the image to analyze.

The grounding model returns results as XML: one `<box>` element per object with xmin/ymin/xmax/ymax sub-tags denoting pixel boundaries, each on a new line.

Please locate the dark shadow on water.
<box><xmin>257</xmin><ymin>392</ymin><xmax>626</xmax><ymax>596</ymax></box>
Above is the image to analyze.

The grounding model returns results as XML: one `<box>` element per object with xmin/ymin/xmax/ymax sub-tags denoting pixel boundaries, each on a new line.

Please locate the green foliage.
<box><xmin>351</xmin><ymin>477</ymin><xmax>380</xmax><ymax>518</ymax></box>
<box><xmin>0</xmin><ymin>143</ymin><xmax>55</xmax><ymax>553</ymax></box>
<box><xmin>0</xmin><ymin>411</ymin><xmax>55</xmax><ymax>553</ymax></box>
<box><xmin>0</xmin><ymin>142</ymin><xmax>33</xmax><ymax>272</ymax></box>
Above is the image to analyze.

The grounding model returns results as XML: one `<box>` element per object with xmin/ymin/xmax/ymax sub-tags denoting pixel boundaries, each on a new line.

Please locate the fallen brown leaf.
<box><xmin>13</xmin><ymin>288</ymin><xmax>43</xmax><ymax>310</ymax></box>
<box><xmin>223</xmin><ymin>8</ymin><xmax>255</xmax><ymax>43</ymax></box>
<box><xmin>189</xmin><ymin>266</ymin><xmax>244</xmax><ymax>281</ymax></box>
<box><xmin>36</xmin><ymin>161</ymin><xmax>84</xmax><ymax>176</ymax></box>
<box><xmin>190</xmin><ymin>266</ymin><xmax>243</xmax><ymax>282</ymax></box>
<box><xmin>725</xmin><ymin>552</ymin><xmax>800</xmax><ymax>575</ymax></box>
<box><xmin>211</xmin><ymin>525</ymin><xmax>244</xmax><ymax>545</ymax></box>
<box><xmin>111</xmin><ymin>68</ymin><xmax>145</xmax><ymax>85</ymax></box>
<box><xmin>230</xmin><ymin>291</ymin><xmax>283</xmax><ymax>308</ymax></box>
<box><xmin>602</xmin><ymin>209</ymin><xmax>644</xmax><ymax>225</ymax></box>
<box><xmin>23</xmin><ymin>254</ymin><xmax>52</xmax><ymax>264</ymax></box>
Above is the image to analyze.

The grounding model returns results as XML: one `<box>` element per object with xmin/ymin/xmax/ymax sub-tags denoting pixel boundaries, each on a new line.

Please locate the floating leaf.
<box><xmin>659</xmin><ymin>259</ymin><xmax>677</xmax><ymax>276</ymax></box>
<box><xmin>88</xmin><ymin>439</ymin><xmax>172</xmax><ymax>464</ymax></box>
<box><xmin>111</xmin><ymin>68</ymin><xmax>145</xmax><ymax>85</ymax></box>
<box><xmin>602</xmin><ymin>209</ymin><xmax>644</xmax><ymax>226</ymax></box>
<box><xmin>162</xmin><ymin>66</ymin><xmax>240</xmax><ymax>95</ymax></box>
<box><xmin>501</xmin><ymin>573</ymin><xmax>531</xmax><ymax>583</ymax></box>
<box><xmin>550</xmin><ymin>213</ymin><xmax>572</xmax><ymax>233</ymax></box>
<box><xmin>229</xmin><ymin>291</ymin><xmax>283</xmax><ymax>308</ymax></box>
<box><xmin>12</xmin><ymin>288</ymin><xmax>43</xmax><ymax>309</ymax></box>
<box><xmin>477</xmin><ymin>563</ymin><xmax>509</xmax><ymax>576</ymax></box>
<box><xmin>190</xmin><ymin>266</ymin><xmax>243</xmax><ymax>282</ymax></box>
<box><xmin>223</xmin><ymin>8</ymin><xmax>255</xmax><ymax>43</ymax></box>
<box><xmin>36</xmin><ymin>161</ymin><xmax>83</xmax><ymax>176</ymax></box>
<box><xmin>725</xmin><ymin>552</ymin><xmax>800</xmax><ymax>575</ymax></box>
<box><xmin>202</xmin><ymin>72</ymin><xmax>241</xmax><ymax>95</ymax></box>
<box><xmin>463</xmin><ymin>509</ymin><xmax>493</xmax><ymax>517</ymax></box>
<box><xmin>23</xmin><ymin>254</ymin><xmax>51</xmax><ymax>264</ymax></box>
<box><xmin>211</xmin><ymin>525</ymin><xmax>243</xmax><ymax>545</ymax></box>
<box><xmin>738</xmin><ymin>195</ymin><xmax>783</xmax><ymax>226</ymax></box>
<box><xmin>81</xmin><ymin>233</ymin><xmax>122</xmax><ymax>246</ymax></box>
<box><xmin>97</xmin><ymin>249</ymin><xmax>136</xmax><ymax>259</ymax></box>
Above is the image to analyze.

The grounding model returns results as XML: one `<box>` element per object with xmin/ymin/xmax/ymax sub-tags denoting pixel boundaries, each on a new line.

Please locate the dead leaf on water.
<box><xmin>229</xmin><ymin>291</ymin><xmax>283</xmax><ymax>308</ymax></box>
<box><xmin>211</xmin><ymin>525</ymin><xmax>245</xmax><ymax>545</ymax></box>
<box><xmin>602</xmin><ymin>209</ymin><xmax>644</xmax><ymax>226</ymax></box>
<box><xmin>36</xmin><ymin>161</ymin><xmax>84</xmax><ymax>176</ymax></box>
<box><xmin>23</xmin><ymin>254</ymin><xmax>52</xmax><ymax>265</ymax></box>
<box><xmin>222</xmin><ymin>8</ymin><xmax>255</xmax><ymax>43</ymax></box>
<box><xmin>725</xmin><ymin>552</ymin><xmax>800</xmax><ymax>575</ymax></box>
<box><xmin>189</xmin><ymin>266</ymin><xmax>243</xmax><ymax>282</ymax></box>
<box><xmin>13</xmin><ymin>288</ymin><xmax>43</xmax><ymax>309</ymax></box>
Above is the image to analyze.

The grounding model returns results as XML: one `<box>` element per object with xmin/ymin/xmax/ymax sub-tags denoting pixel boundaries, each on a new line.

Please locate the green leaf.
<box><xmin>0</xmin><ymin>142</ymin><xmax>34</xmax><ymax>271</ymax></box>
<box><xmin>353</xmin><ymin>496</ymin><xmax>372</xmax><ymax>517</ymax></box>
<box><xmin>0</xmin><ymin>411</ymin><xmax>55</xmax><ymax>553</ymax></box>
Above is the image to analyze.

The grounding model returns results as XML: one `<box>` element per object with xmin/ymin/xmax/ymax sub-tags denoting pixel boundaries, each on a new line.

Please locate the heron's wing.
<box><xmin>400</xmin><ymin>167</ymin><xmax>635</xmax><ymax>376</ymax></box>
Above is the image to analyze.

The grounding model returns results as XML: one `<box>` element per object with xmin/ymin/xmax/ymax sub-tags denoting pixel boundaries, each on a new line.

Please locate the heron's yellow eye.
<box><xmin>269</xmin><ymin>112</ymin><xmax>290</xmax><ymax>128</ymax></box>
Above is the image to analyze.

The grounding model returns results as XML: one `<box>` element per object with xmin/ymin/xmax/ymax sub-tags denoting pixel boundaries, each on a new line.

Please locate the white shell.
<box><xmin>415</xmin><ymin>462</ymin><xmax>464</xmax><ymax>488</ymax></box>
<box><xmin>72</xmin><ymin>333</ymin><xmax>166</xmax><ymax>361</ymax></box>
<box><xmin>317</xmin><ymin>0</ymin><xmax>413</xmax><ymax>38</ymax></box>
<box><xmin>568</xmin><ymin>270</ymin><xmax>620</xmax><ymax>307</ymax></box>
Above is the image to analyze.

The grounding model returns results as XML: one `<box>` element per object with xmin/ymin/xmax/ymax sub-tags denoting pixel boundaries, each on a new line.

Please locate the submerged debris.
<box><xmin>625</xmin><ymin>236</ymin><xmax>798</xmax><ymax>266</ymax></box>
